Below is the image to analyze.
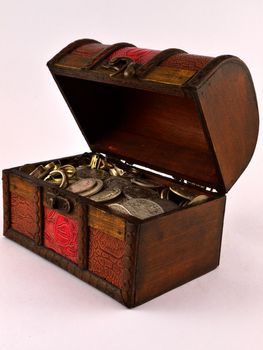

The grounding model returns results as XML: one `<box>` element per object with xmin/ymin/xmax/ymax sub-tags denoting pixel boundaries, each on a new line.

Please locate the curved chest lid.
<box><xmin>47</xmin><ymin>39</ymin><xmax>259</xmax><ymax>193</ymax></box>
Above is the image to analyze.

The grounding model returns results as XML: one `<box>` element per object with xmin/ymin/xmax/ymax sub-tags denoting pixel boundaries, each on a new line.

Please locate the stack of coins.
<box><xmin>22</xmin><ymin>153</ymin><xmax>209</xmax><ymax>219</ymax></box>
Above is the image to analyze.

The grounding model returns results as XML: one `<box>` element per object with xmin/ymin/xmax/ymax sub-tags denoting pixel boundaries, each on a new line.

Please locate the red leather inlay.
<box><xmin>108</xmin><ymin>47</ymin><xmax>160</xmax><ymax>64</ymax></box>
<box><xmin>89</xmin><ymin>228</ymin><xmax>125</xmax><ymax>289</ymax></box>
<box><xmin>161</xmin><ymin>53</ymin><xmax>212</xmax><ymax>71</ymax></box>
<box><xmin>44</xmin><ymin>208</ymin><xmax>78</xmax><ymax>263</ymax></box>
<box><xmin>10</xmin><ymin>192</ymin><xmax>37</xmax><ymax>239</ymax></box>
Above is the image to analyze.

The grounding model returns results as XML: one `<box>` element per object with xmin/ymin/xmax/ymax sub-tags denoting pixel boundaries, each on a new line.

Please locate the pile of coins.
<box><xmin>22</xmin><ymin>154</ymin><xmax>209</xmax><ymax>220</ymax></box>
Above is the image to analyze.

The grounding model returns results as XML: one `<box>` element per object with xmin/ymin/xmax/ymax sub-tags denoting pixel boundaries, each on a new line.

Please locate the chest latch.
<box><xmin>102</xmin><ymin>57</ymin><xmax>137</xmax><ymax>78</ymax></box>
<box><xmin>46</xmin><ymin>191</ymin><xmax>72</xmax><ymax>214</ymax></box>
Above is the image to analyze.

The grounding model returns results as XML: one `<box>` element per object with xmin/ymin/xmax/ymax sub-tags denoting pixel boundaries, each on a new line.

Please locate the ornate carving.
<box><xmin>2</xmin><ymin>172</ymin><xmax>10</xmax><ymax>234</ymax></box>
<box><xmin>44</xmin><ymin>208</ymin><xmax>79</xmax><ymax>263</ymax></box>
<box><xmin>10</xmin><ymin>192</ymin><xmax>37</xmax><ymax>239</ymax></box>
<box><xmin>122</xmin><ymin>222</ymin><xmax>138</xmax><ymax>306</ymax></box>
<box><xmin>88</xmin><ymin>228</ymin><xmax>125</xmax><ymax>289</ymax></box>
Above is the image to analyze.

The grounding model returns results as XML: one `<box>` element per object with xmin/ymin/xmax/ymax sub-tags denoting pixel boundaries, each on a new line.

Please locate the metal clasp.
<box><xmin>46</xmin><ymin>192</ymin><xmax>71</xmax><ymax>214</ymax></box>
<box><xmin>102</xmin><ymin>57</ymin><xmax>137</xmax><ymax>78</ymax></box>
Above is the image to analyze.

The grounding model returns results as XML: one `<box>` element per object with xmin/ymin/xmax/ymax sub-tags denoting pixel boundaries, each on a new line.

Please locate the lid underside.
<box><xmin>52</xmin><ymin>74</ymin><xmax>220</xmax><ymax>189</ymax></box>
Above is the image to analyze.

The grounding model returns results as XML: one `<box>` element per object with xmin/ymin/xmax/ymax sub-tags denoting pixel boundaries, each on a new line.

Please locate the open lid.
<box><xmin>47</xmin><ymin>39</ymin><xmax>259</xmax><ymax>193</ymax></box>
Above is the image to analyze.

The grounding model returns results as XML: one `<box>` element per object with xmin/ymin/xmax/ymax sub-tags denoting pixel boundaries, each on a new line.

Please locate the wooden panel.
<box><xmin>143</xmin><ymin>67</ymin><xmax>196</xmax><ymax>85</ymax></box>
<box><xmin>88</xmin><ymin>206</ymin><xmax>125</xmax><ymax>240</ymax></box>
<box><xmin>197</xmin><ymin>58</ymin><xmax>259</xmax><ymax>191</ymax></box>
<box><xmin>9</xmin><ymin>175</ymin><xmax>36</xmax><ymax>200</ymax></box>
<box><xmin>54</xmin><ymin>75</ymin><xmax>220</xmax><ymax>188</ymax></box>
<box><xmin>135</xmin><ymin>197</ymin><xmax>226</xmax><ymax>306</ymax></box>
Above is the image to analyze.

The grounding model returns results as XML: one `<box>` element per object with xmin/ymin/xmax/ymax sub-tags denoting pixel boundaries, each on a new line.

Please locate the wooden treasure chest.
<box><xmin>2</xmin><ymin>38</ymin><xmax>259</xmax><ymax>307</ymax></box>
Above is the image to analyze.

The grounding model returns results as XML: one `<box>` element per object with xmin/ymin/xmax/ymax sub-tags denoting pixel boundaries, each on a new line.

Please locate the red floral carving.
<box><xmin>10</xmin><ymin>192</ymin><xmax>37</xmax><ymax>239</ymax></box>
<box><xmin>89</xmin><ymin>228</ymin><xmax>125</xmax><ymax>289</ymax></box>
<box><xmin>44</xmin><ymin>208</ymin><xmax>78</xmax><ymax>263</ymax></box>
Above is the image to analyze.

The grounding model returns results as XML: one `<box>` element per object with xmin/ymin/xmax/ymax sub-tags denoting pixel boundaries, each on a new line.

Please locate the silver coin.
<box><xmin>76</xmin><ymin>167</ymin><xmax>109</xmax><ymax>180</ymax></box>
<box><xmin>90</xmin><ymin>187</ymin><xmax>121</xmax><ymax>203</ymax></box>
<box><xmin>131</xmin><ymin>177</ymin><xmax>161</xmax><ymax>188</ymax></box>
<box><xmin>66</xmin><ymin>178</ymin><xmax>96</xmax><ymax>193</ymax></box>
<box><xmin>123</xmin><ymin>185</ymin><xmax>159</xmax><ymax>200</ymax></box>
<box><xmin>169</xmin><ymin>184</ymin><xmax>196</xmax><ymax>200</ymax></box>
<box><xmin>188</xmin><ymin>195</ymin><xmax>209</xmax><ymax>206</ymax></box>
<box><xmin>104</xmin><ymin>176</ymin><xmax>131</xmax><ymax>190</ymax></box>
<box><xmin>108</xmin><ymin>203</ymin><xmax>132</xmax><ymax>216</ymax></box>
<box><xmin>80</xmin><ymin>179</ymin><xmax>104</xmax><ymax>197</ymax></box>
<box><xmin>153</xmin><ymin>198</ymin><xmax>179</xmax><ymax>212</ymax></box>
<box><xmin>123</xmin><ymin>198</ymin><xmax>164</xmax><ymax>220</ymax></box>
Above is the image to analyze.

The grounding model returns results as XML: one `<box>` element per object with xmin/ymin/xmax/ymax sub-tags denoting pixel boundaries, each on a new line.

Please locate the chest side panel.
<box><xmin>135</xmin><ymin>197</ymin><xmax>226</xmax><ymax>306</ymax></box>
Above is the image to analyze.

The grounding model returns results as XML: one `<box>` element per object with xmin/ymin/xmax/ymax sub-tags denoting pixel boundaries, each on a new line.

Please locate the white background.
<box><xmin>0</xmin><ymin>1</ymin><xmax>263</xmax><ymax>349</ymax></box>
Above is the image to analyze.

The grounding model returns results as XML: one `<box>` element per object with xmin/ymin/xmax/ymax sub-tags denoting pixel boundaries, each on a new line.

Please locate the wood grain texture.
<box><xmin>10</xmin><ymin>175</ymin><xmax>36</xmax><ymax>201</ymax></box>
<box><xmin>88</xmin><ymin>205</ymin><xmax>125</xmax><ymax>240</ymax></box>
<box><xmin>2</xmin><ymin>171</ymin><xmax>11</xmax><ymax>234</ymax></box>
<box><xmin>53</xmin><ymin>75</ymin><xmax>219</xmax><ymax>188</ymax></box>
<box><xmin>135</xmin><ymin>197</ymin><xmax>226</xmax><ymax>306</ymax></box>
<box><xmin>143</xmin><ymin>66</ymin><xmax>196</xmax><ymax>85</ymax></box>
<box><xmin>122</xmin><ymin>222</ymin><xmax>140</xmax><ymax>308</ymax></box>
<box><xmin>195</xmin><ymin>57</ymin><xmax>259</xmax><ymax>191</ymax></box>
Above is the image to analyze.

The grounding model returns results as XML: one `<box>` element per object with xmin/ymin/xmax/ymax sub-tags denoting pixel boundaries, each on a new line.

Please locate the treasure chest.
<box><xmin>2</xmin><ymin>38</ymin><xmax>259</xmax><ymax>307</ymax></box>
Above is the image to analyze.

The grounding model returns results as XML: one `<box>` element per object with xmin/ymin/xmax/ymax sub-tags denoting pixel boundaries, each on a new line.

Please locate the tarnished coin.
<box><xmin>123</xmin><ymin>198</ymin><xmax>164</xmax><ymax>220</ymax></box>
<box><xmin>131</xmin><ymin>177</ymin><xmax>161</xmax><ymax>188</ymax></box>
<box><xmin>169</xmin><ymin>184</ymin><xmax>196</xmax><ymax>200</ymax></box>
<box><xmin>66</xmin><ymin>178</ymin><xmax>96</xmax><ymax>193</ymax></box>
<box><xmin>153</xmin><ymin>198</ymin><xmax>179</xmax><ymax>213</ymax></box>
<box><xmin>104</xmin><ymin>176</ymin><xmax>131</xmax><ymax>190</ymax></box>
<box><xmin>188</xmin><ymin>195</ymin><xmax>209</xmax><ymax>206</ymax></box>
<box><xmin>76</xmin><ymin>167</ymin><xmax>109</xmax><ymax>180</ymax></box>
<box><xmin>123</xmin><ymin>185</ymin><xmax>159</xmax><ymax>200</ymax></box>
<box><xmin>81</xmin><ymin>179</ymin><xmax>104</xmax><ymax>197</ymax></box>
<box><xmin>108</xmin><ymin>203</ymin><xmax>132</xmax><ymax>216</ymax></box>
<box><xmin>90</xmin><ymin>187</ymin><xmax>121</xmax><ymax>203</ymax></box>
